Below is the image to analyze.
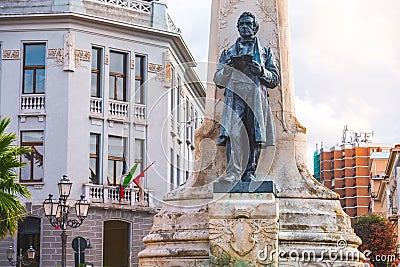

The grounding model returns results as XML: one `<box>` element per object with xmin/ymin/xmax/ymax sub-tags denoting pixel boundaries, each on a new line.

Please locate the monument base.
<box><xmin>210</xmin><ymin>191</ymin><xmax>279</xmax><ymax>266</ymax></box>
<box><xmin>278</xmin><ymin>197</ymin><xmax>365</xmax><ymax>266</ymax></box>
<box><xmin>139</xmin><ymin>182</ymin><xmax>365</xmax><ymax>267</ymax></box>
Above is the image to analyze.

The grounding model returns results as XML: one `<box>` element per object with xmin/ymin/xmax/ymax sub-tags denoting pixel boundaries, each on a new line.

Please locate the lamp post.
<box><xmin>7</xmin><ymin>245</ymin><xmax>36</xmax><ymax>266</ymax></box>
<box><xmin>42</xmin><ymin>175</ymin><xmax>89</xmax><ymax>267</ymax></box>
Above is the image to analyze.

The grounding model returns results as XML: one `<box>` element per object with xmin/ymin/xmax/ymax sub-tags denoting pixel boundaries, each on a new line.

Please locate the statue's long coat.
<box><xmin>214</xmin><ymin>38</ymin><xmax>280</xmax><ymax>146</ymax></box>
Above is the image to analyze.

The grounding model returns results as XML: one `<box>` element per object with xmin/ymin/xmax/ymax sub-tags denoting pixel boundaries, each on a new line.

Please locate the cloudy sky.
<box><xmin>163</xmin><ymin>0</ymin><xmax>400</xmax><ymax>170</ymax></box>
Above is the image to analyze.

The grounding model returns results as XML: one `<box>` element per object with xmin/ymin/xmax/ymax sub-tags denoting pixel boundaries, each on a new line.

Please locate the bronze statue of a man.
<box><xmin>214</xmin><ymin>12</ymin><xmax>280</xmax><ymax>183</ymax></box>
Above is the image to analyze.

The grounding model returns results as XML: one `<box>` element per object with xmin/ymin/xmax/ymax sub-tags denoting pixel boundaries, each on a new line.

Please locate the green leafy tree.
<box><xmin>352</xmin><ymin>214</ymin><xmax>396</xmax><ymax>266</ymax></box>
<box><xmin>0</xmin><ymin>117</ymin><xmax>31</xmax><ymax>238</ymax></box>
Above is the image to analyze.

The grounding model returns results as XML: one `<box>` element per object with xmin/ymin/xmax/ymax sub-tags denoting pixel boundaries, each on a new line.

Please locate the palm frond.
<box><xmin>0</xmin><ymin>117</ymin><xmax>31</xmax><ymax>237</ymax></box>
<box><xmin>0</xmin><ymin>190</ymin><xmax>27</xmax><ymax>238</ymax></box>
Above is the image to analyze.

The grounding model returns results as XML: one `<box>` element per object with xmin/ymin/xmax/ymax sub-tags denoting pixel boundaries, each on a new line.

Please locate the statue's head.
<box><xmin>237</xmin><ymin>12</ymin><xmax>259</xmax><ymax>38</ymax></box>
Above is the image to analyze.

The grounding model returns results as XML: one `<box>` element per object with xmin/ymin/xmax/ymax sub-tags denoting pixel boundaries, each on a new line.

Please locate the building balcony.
<box><xmin>20</xmin><ymin>94</ymin><xmax>45</xmax><ymax>112</ymax></box>
<box><xmin>83</xmin><ymin>183</ymin><xmax>153</xmax><ymax>208</ymax></box>
<box><xmin>0</xmin><ymin>0</ymin><xmax>181</xmax><ymax>34</ymax></box>
<box><xmin>133</xmin><ymin>103</ymin><xmax>146</xmax><ymax>121</ymax></box>
<box><xmin>19</xmin><ymin>94</ymin><xmax>46</xmax><ymax>122</ymax></box>
<box><xmin>91</xmin><ymin>0</ymin><xmax>152</xmax><ymax>13</ymax></box>
<box><xmin>84</xmin><ymin>0</ymin><xmax>180</xmax><ymax>32</ymax></box>
<box><xmin>109</xmin><ymin>99</ymin><xmax>129</xmax><ymax>120</ymax></box>
<box><xmin>91</xmin><ymin>98</ymin><xmax>146</xmax><ymax>123</ymax></box>
<box><xmin>90</xmin><ymin>97</ymin><xmax>103</xmax><ymax>114</ymax></box>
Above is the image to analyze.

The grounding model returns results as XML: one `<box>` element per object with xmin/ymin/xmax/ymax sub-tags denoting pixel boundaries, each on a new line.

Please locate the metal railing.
<box><xmin>88</xmin><ymin>0</ymin><xmax>152</xmax><ymax>13</ymax></box>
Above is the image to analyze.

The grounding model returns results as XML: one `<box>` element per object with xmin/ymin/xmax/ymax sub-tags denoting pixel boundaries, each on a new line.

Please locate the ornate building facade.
<box><xmin>0</xmin><ymin>0</ymin><xmax>205</xmax><ymax>266</ymax></box>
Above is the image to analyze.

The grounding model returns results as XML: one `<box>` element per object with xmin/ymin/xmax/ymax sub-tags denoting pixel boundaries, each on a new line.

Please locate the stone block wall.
<box><xmin>0</xmin><ymin>205</ymin><xmax>156</xmax><ymax>267</ymax></box>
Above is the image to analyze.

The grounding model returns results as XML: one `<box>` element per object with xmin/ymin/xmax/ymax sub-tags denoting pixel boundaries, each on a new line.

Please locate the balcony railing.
<box><xmin>89</xmin><ymin>0</ymin><xmax>152</xmax><ymax>13</ymax></box>
<box><xmin>21</xmin><ymin>94</ymin><xmax>45</xmax><ymax>111</ymax></box>
<box><xmin>84</xmin><ymin>184</ymin><xmax>152</xmax><ymax>207</ymax></box>
<box><xmin>90</xmin><ymin>97</ymin><xmax>103</xmax><ymax>114</ymax></box>
<box><xmin>167</xmin><ymin>14</ymin><xmax>181</xmax><ymax>33</ymax></box>
<box><xmin>109</xmin><ymin>99</ymin><xmax>128</xmax><ymax>118</ymax></box>
<box><xmin>134</xmin><ymin>103</ymin><xmax>146</xmax><ymax>120</ymax></box>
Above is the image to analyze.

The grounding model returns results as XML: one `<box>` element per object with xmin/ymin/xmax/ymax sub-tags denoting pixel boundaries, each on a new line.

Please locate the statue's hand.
<box><xmin>250</xmin><ymin>60</ymin><xmax>263</xmax><ymax>75</ymax></box>
<box><xmin>225</xmin><ymin>59</ymin><xmax>234</xmax><ymax>67</ymax></box>
<box><xmin>222</xmin><ymin>59</ymin><xmax>234</xmax><ymax>75</ymax></box>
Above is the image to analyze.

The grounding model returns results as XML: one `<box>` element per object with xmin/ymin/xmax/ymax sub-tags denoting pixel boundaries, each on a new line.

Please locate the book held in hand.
<box><xmin>231</xmin><ymin>54</ymin><xmax>253</xmax><ymax>71</ymax></box>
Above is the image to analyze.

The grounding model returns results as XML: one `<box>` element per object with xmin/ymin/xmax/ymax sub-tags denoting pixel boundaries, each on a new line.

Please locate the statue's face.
<box><xmin>238</xmin><ymin>15</ymin><xmax>256</xmax><ymax>38</ymax></box>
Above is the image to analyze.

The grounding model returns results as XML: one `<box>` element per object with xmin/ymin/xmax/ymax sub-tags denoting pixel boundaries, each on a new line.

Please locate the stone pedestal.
<box><xmin>138</xmin><ymin>201</ymin><xmax>210</xmax><ymax>267</ymax></box>
<box><xmin>210</xmin><ymin>182</ymin><xmax>278</xmax><ymax>266</ymax></box>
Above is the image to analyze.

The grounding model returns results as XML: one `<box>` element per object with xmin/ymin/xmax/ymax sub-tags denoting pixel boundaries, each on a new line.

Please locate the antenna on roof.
<box><xmin>342</xmin><ymin>125</ymin><xmax>349</xmax><ymax>144</ymax></box>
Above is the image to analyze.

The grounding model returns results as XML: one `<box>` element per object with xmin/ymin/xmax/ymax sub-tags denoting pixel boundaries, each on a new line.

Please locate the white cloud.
<box><xmin>289</xmin><ymin>0</ymin><xmax>400</xmax><ymax>169</ymax></box>
<box><xmin>163</xmin><ymin>0</ymin><xmax>400</xmax><ymax>169</ymax></box>
<box><xmin>295</xmin><ymin>95</ymin><xmax>373</xmax><ymax>170</ymax></box>
<box><xmin>163</xmin><ymin>0</ymin><xmax>212</xmax><ymax>62</ymax></box>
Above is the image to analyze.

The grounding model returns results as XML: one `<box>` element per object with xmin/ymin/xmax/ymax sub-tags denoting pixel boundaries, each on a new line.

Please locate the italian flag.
<box><xmin>119</xmin><ymin>161</ymin><xmax>155</xmax><ymax>200</ymax></box>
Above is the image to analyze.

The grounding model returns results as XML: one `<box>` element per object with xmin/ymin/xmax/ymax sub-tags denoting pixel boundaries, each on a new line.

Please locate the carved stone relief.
<box><xmin>48</xmin><ymin>48</ymin><xmax>90</xmax><ymax>68</ymax></box>
<box><xmin>162</xmin><ymin>51</ymin><xmax>172</xmax><ymax>87</ymax></box>
<box><xmin>219</xmin><ymin>0</ymin><xmax>244</xmax><ymax>29</ymax></box>
<box><xmin>2</xmin><ymin>50</ymin><xmax>20</xmax><ymax>60</ymax></box>
<box><xmin>47</xmin><ymin>48</ymin><xmax>64</xmax><ymax>66</ymax></box>
<box><xmin>209</xmin><ymin>193</ymin><xmax>279</xmax><ymax>267</ymax></box>
<box><xmin>64</xmin><ymin>32</ymin><xmax>75</xmax><ymax>71</ymax></box>
<box><xmin>148</xmin><ymin>63</ymin><xmax>165</xmax><ymax>82</ymax></box>
<box><xmin>218</xmin><ymin>37</ymin><xmax>232</xmax><ymax>55</ymax></box>
<box><xmin>210</xmin><ymin>218</ymin><xmax>278</xmax><ymax>266</ymax></box>
<box><xmin>74</xmin><ymin>49</ymin><xmax>91</xmax><ymax>67</ymax></box>
<box><xmin>216</xmin><ymin>0</ymin><xmax>279</xmax><ymax>59</ymax></box>
<box><xmin>162</xmin><ymin>64</ymin><xmax>171</xmax><ymax>87</ymax></box>
<box><xmin>256</xmin><ymin>0</ymin><xmax>278</xmax><ymax>25</ymax></box>
<box><xmin>148</xmin><ymin>62</ymin><xmax>164</xmax><ymax>73</ymax></box>
<box><xmin>105</xmin><ymin>54</ymin><xmax>109</xmax><ymax>65</ymax></box>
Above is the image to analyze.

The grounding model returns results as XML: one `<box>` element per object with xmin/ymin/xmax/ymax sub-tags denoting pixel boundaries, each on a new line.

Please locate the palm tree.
<box><xmin>0</xmin><ymin>117</ymin><xmax>31</xmax><ymax>238</ymax></box>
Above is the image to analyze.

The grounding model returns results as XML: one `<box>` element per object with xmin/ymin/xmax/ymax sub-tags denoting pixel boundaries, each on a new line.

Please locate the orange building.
<box><xmin>319</xmin><ymin>142</ymin><xmax>391</xmax><ymax>218</ymax></box>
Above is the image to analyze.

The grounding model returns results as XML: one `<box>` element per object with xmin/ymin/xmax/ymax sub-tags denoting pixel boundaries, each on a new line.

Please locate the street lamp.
<box><xmin>42</xmin><ymin>175</ymin><xmax>89</xmax><ymax>267</ymax></box>
<box><xmin>7</xmin><ymin>245</ymin><xmax>36</xmax><ymax>266</ymax></box>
